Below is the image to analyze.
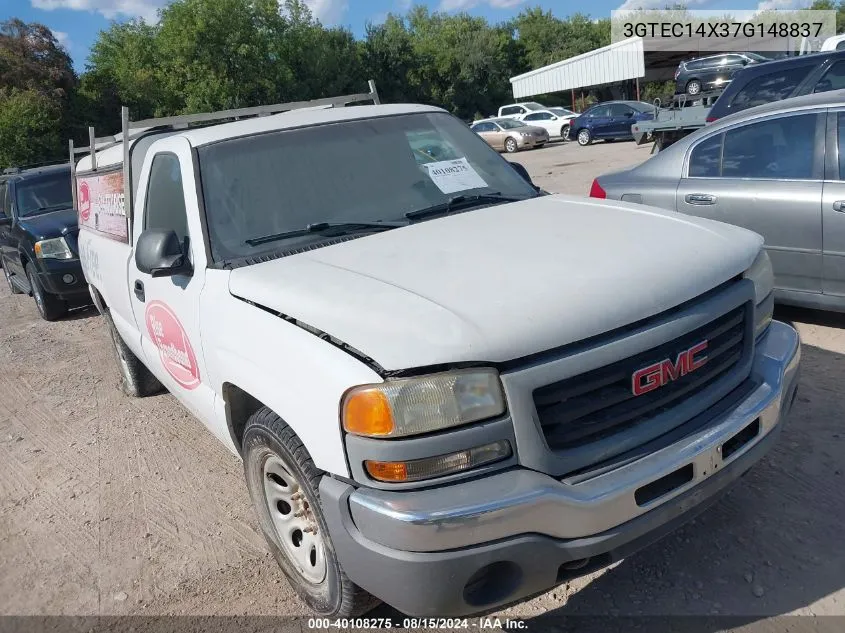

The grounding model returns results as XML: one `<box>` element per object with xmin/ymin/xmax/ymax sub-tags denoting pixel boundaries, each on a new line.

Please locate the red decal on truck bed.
<box><xmin>145</xmin><ymin>301</ymin><xmax>200</xmax><ymax>390</ymax></box>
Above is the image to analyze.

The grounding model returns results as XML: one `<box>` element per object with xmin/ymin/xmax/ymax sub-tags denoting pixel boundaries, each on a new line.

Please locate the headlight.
<box><xmin>744</xmin><ymin>249</ymin><xmax>774</xmax><ymax>338</ymax></box>
<box><xmin>34</xmin><ymin>237</ymin><xmax>73</xmax><ymax>260</ymax></box>
<box><xmin>342</xmin><ymin>369</ymin><xmax>506</xmax><ymax>438</ymax></box>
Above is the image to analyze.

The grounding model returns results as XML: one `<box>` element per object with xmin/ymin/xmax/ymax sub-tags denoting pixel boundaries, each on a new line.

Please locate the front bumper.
<box><xmin>321</xmin><ymin>320</ymin><xmax>800</xmax><ymax>616</ymax></box>
<box><xmin>35</xmin><ymin>258</ymin><xmax>90</xmax><ymax>301</ymax></box>
<box><xmin>516</xmin><ymin>134</ymin><xmax>547</xmax><ymax>148</ymax></box>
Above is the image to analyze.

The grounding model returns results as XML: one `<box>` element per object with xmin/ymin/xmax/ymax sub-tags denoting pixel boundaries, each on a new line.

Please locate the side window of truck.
<box><xmin>814</xmin><ymin>60</ymin><xmax>845</xmax><ymax>93</ymax></box>
<box><xmin>729</xmin><ymin>66</ymin><xmax>811</xmax><ymax>112</ymax></box>
<box><xmin>144</xmin><ymin>153</ymin><xmax>189</xmax><ymax>242</ymax></box>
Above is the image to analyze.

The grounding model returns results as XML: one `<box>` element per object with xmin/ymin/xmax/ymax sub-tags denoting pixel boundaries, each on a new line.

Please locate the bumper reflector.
<box><xmin>365</xmin><ymin>440</ymin><xmax>512</xmax><ymax>483</ymax></box>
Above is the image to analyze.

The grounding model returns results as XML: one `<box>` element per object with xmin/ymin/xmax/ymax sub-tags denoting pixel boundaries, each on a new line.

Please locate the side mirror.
<box><xmin>135</xmin><ymin>229</ymin><xmax>192</xmax><ymax>278</ymax></box>
<box><xmin>0</xmin><ymin>216</ymin><xmax>11</xmax><ymax>227</ymax></box>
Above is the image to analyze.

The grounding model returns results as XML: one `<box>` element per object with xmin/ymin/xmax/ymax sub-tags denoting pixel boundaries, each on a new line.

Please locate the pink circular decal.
<box><xmin>79</xmin><ymin>182</ymin><xmax>91</xmax><ymax>221</ymax></box>
<box><xmin>145</xmin><ymin>301</ymin><xmax>201</xmax><ymax>390</ymax></box>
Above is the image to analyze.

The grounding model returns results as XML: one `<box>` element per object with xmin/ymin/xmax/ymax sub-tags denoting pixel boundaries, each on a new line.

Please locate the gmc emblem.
<box><xmin>632</xmin><ymin>340</ymin><xmax>708</xmax><ymax>396</ymax></box>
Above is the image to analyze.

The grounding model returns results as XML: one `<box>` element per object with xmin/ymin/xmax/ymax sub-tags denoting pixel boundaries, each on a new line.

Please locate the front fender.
<box><xmin>200</xmin><ymin>274</ymin><xmax>383</xmax><ymax>477</ymax></box>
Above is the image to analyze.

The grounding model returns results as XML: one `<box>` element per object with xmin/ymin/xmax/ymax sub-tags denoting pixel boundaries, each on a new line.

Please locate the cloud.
<box><xmin>438</xmin><ymin>0</ymin><xmax>526</xmax><ymax>12</ymax></box>
<box><xmin>756</xmin><ymin>0</ymin><xmax>807</xmax><ymax>9</ymax></box>
<box><xmin>616</xmin><ymin>0</ymin><xmax>710</xmax><ymax>9</ymax></box>
<box><xmin>31</xmin><ymin>0</ymin><xmax>165</xmax><ymax>23</ymax></box>
<box><xmin>51</xmin><ymin>29</ymin><xmax>71</xmax><ymax>49</ymax></box>
<box><xmin>303</xmin><ymin>0</ymin><xmax>348</xmax><ymax>24</ymax></box>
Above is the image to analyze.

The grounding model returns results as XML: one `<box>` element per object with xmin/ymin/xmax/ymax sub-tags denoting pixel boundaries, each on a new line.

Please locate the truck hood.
<box><xmin>228</xmin><ymin>195</ymin><xmax>762</xmax><ymax>371</ymax></box>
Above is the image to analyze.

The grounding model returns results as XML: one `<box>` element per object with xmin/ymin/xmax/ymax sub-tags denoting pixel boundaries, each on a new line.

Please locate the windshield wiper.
<box><xmin>245</xmin><ymin>221</ymin><xmax>406</xmax><ymax>247</ymax></box>
<box><xmin>404</xmin><ymin>193</ymin><xmax>528</xmax><ymax>221</ymax></box>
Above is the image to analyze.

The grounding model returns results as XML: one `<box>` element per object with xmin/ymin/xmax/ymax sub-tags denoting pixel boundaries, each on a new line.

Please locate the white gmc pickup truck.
<box><xmin>70</xmin><ymin>85</ymin><xmax>801</xmax><ymax>617</ymax></box>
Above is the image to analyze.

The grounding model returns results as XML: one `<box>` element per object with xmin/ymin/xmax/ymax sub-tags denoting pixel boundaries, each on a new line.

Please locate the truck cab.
<box><xmin>0</xmin><ymin>164</ymin><xmax>89</xmax><ymax>320</ymax></box>
<box><xmin>72</xmin><ymin>86</ymin><xmax>801</xmax><ymax>618</ymax></box>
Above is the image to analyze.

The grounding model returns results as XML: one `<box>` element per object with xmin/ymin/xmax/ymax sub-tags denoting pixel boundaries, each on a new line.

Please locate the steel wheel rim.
<box><xmin>506</xmin><ymin>138</ymin><xmax>516</xmax><ymax>152</ymax></box>
<box><xmin>578</xmin><ymin>130</ymin><xmax>590</xmax><ymax>145</ymax></box>
<box><xmin>262</xmin><ymin>455</ymin><xmax>327</xmax><ymax>584</ymax></box>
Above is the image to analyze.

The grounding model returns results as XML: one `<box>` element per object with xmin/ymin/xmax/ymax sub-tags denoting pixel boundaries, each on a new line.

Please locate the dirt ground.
<box><xmin>1</xmin><ymin>140</ymin><xmax>844</xmax><ymax>631</ymax></box>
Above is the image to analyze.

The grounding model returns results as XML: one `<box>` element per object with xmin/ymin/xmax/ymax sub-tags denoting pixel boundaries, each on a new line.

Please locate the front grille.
<box><xmin>533</xmin><ymin>304</ymin><xmax>749</xmax><ymax>450</ymax></box>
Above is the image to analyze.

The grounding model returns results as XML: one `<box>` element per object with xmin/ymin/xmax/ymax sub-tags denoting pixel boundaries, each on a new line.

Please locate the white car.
<box><xmin>516</xmin><ymin>107</ymin><xmax>579</xmax><ymax>140</ymax></box>
<box><xmin>70</xmin><ymin>85</ymin><xmax>800</xmax><ymax>619</ymax></box>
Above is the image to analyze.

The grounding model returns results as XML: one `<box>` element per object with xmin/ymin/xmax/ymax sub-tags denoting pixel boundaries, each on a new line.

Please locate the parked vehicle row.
<box><xmin>59</xmin><ymin>84</ymin><xmax>799</xmax><ymax>619</ymax></box>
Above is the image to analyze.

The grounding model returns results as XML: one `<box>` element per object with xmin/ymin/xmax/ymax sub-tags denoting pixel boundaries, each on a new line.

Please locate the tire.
<box><xmin>103</xmin><ymin>310</ymin><xmax>163</xmax><ymax>397</ymax></box>
<box><xmin>4</xmin><ymin>261</ymin><xmax>22</xmax><ymax>294</ymax></box>
<box><xmin>504</xmin><ymin>137</ymin><xmax>519</xmax><ymax>153</ymax></box>
<box><xmin>577</xmin><ymin>128</ymin><xmax>592</xmax><ymax>146</ymax></box>
<box><xmin>243</xmin><ymin>408</ymin><xmax>378</xmax><ymax>617</ymax></box>
<box><xmin>686</xmin><ymin>79</ymin><xmax>702</xmax><ymax>95</ymax></box>
<box><xmin>560</xmin><ymin>124</ymin><xmax>570</xmax><ymax>140</ymax></box>
<box><xmin>26</xmin><ymin>263</ymin><xmax>66</xmax><ymax>321</ymax></box>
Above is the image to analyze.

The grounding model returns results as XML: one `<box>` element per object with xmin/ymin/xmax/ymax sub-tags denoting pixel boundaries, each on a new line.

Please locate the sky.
<box><xmin>2</xmin><ymin>0</ymin><xmax>816</xmax><ymax>72</ymax></box>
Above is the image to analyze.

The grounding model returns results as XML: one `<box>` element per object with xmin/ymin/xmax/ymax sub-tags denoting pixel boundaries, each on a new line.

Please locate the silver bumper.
<box><xmin>346</xmin><ymin>320</ymin><xmax>800</xmax><ymax>553</ymax></box>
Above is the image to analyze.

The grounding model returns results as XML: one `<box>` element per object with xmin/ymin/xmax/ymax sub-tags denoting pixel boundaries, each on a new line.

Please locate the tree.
<box><xmin>0</xmin><ymin>19</ymin><xmax>76</xmax><ymax>99</ymax></box>
<box><xmin>0</xmin><ymin>89</ymin><xmax>62</xmax><ymax>168</ymax></box>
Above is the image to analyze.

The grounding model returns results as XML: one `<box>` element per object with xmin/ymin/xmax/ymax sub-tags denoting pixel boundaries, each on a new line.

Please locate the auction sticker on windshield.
<box><xmin>424</xmin><ymin>158</ymin><xmax>488</xmax><ymax>194</ymax></box>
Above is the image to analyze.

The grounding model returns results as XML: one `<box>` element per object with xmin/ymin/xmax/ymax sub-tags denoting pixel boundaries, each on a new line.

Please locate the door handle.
<box><xmin>133</xmin><ymin>280</ymin><xmax>145</xmax><ymax>302</ymax></box>
<box><xmin>685</xmin><ymin>193</ymin><xmax>716</xmax><ymax>205</ymax></box>
<box><xmin>833</xmin><ymin>200</ymin><xmax>845</xmax><ymax>212</ymax></box>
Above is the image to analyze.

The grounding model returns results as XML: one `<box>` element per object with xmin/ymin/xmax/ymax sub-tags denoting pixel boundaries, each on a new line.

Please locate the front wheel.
<box><xmin>504</xmin><ymin>137</ymin><xmax>519</xmax><ymax>153</ymax></box>
<box><xmin>560</xmin><ymin>124</ymin><xmax>570</xmax><ymax>140</ymax></box>
<box><xmin>577</xmin><ymin>128</ymin><xmax>592</xmax><ymax>146</ymax></box>
<box><xmin>4</xmin><ymin>262</ymin><xmax>22</xmax><ymax>294</ymax></box>
<box><xmin>26</xmin><ymin>263</ymin><xmax>66</xmax><ymax>321</ymax></box>
<box><xmin>243</xmin><ymin>408</ymin><xmax>377</xmax><ymax>617</ymax></box>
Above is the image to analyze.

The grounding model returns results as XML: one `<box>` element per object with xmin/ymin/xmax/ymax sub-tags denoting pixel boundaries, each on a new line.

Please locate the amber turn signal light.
<box><xmin>342</xmin><ymin>388</ymin><xmax>394</xmax><ymax>437</ymax></box>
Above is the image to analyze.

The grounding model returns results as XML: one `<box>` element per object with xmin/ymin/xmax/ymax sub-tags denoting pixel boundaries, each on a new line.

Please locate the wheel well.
<box><xmin>223</xmin><ymin>383</ymin><xmax>265</xmax><ymax>454</ymax></box>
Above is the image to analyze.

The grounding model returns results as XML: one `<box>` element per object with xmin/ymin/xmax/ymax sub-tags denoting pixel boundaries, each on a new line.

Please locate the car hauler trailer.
<box><xmin>632</xmin><ymin>90</ymin><xmax>723</xmax><ymax>154</ymax></box>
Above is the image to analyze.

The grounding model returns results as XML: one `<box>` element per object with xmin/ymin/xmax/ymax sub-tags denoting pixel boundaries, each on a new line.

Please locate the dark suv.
<box><xmin>0</xmin><ymin>164</ymin><xmax>89</xmax><ymax>320</ymax></box>
<box><xmin>706</xmin><ymin>49</ymin><xmax>845</xmax><ymax>122</ymax></box>
<box><xmin>675</xmin><ymin>52</ymin><xmax>769</xmax><ymax>95</ymax></box>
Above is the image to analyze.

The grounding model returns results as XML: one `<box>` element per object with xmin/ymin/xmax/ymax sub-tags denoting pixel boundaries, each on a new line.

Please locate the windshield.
<box><xmin>523</xmin><ymin>102</ymin><xmax>544</xmax><ymax>111</ymax></box>
<box><xmin>15</xmin><ymin>172</ymin><xmax>73</xmax><ymax>218</ymax></box>
<box><xmin>630</xmin><ymin>102</ymin><xmax>656</xmax><ymax>113</ymax></box>
<box><xmin>549</xmin><ymin>108</ymin><xmax>573</xmax><ymax>116</ymax></box>
<box><xmin>496</xmin><ymin>119</ymin><xmax>526</xmax><ymax>129</ymax></box>
<box><xmin>745</xmin><ymin>52</ymin><xmax>769</xmax><ymax>62</ymax></box>
<box><xmin>197</xmin><ymin>112</ymin><xmax>538</xmax><ymax>262</ymax></box>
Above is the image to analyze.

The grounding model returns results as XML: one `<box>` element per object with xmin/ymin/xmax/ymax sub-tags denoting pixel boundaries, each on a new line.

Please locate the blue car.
<box><xmin>570</xmin><ymin>101</ymin><xmax>656</xmax><ymax>147</ymax></box>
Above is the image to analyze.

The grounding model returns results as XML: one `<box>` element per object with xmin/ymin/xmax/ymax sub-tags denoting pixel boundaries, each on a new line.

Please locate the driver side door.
<box><xmin>129</xmin><ymin>138</ymin><xmax>216</xmax><ymax>426</ymax></box>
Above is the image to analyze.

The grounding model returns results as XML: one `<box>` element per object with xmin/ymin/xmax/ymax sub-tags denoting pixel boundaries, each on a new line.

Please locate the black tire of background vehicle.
<box><xmin>577</xmin><ymin>128</ymin><xmax>592</xmax><ymax>146</ymax></box>
<box><xmin>103</xmin><ymin>310</ymin><xmax>163</xmax><ymax>397</ymax></box>
<box><xmin>504</xmin><ymin>137</ymin><xmax>519</xmax><ymax>153</ymax></box>
<box><xmin>26</xmin><ymin>263</ymin><xmax>66</xmax><ymax>321</ymax></box>
<box><xmin>4</xmin><ymin>262</ymin><xmax>22</xmax><ymax>294</ymax></box>
<box><xmin>243</xmin><ymin>408</ymin><xmax>379</xmax><ymax>617</ymax></box>
<box><xmin>561</xmin><ymin>124</ymin><xmax>570</xmax><ymax>140</ymax></box>
<box><xmin>686</xmin><ymin>79</ymin><xmax>702</xmax><ymax>95</ymax></box>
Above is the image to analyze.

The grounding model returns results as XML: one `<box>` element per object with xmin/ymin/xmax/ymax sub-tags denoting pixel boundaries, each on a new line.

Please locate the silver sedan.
<box><xmin>590</xmin><ymin>89</ymin><xmax>845</xmax><ymax>313</ymax></box>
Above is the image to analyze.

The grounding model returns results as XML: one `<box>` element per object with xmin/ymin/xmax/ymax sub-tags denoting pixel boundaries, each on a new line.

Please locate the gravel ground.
<box><xmin>0</xmin><ymin>139</ymin><xmax>843</xmax><ymax>632</ymax></box>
